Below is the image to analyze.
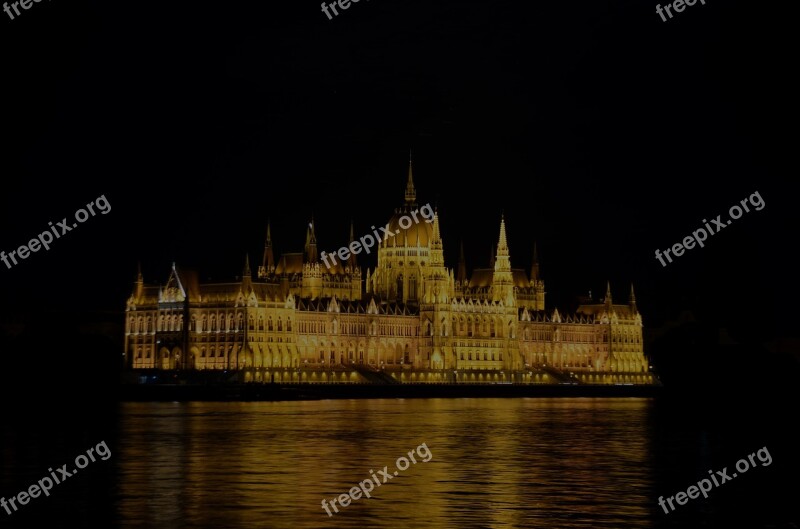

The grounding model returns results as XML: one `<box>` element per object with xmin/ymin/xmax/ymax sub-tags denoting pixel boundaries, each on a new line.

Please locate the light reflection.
<box><xmin>117</xmin><ymin>399</ymin><xmax>654</xmax><ymax>529</ymax></box>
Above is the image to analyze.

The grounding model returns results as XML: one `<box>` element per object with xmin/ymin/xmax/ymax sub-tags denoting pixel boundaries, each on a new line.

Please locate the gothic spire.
<box><xmin>404</xmin><ymin>150</ymin><xmax>416</xmax><ymax>206</ymax></box>
<box><xmin>347</xmin><ymin>220</ymin><xmax>358</xmax><ymax>269</ymax></box>
<box><xmin>305</xmin><ymin>217</ymin><xmax>318</xmax><ymax>263</ymax></box>
<box><xmin>457</xmin><ymin>241</ymin><xmax>467</xmax><ymax>283</ymax></box>
<box><xmin>243</xmin><ymin>253</ymin><xmax>251</xmax><ymax>277</ymax></box>
<box><xmin>261</xmin><ymin>220</ymin><xmax>275</xmax><ymax>274</ymax></box>
<box><xmin>493</xmin><ymin>215</ymin><xmax>511</xmax><ymax>272</ymax></box>
<box><xmin>491</xmin><ymin>215</ymin><xmax>514</xmax><ymax>302</ymax></box>
<box><xmin>530</xmin><ymin>242</ymin><xmax>540</xmax><ymax>282</ymax></box>
<box><xmin>497</xmin><ymin>214</ymin><xmax>509</xmax><ymax>257</ymax></box>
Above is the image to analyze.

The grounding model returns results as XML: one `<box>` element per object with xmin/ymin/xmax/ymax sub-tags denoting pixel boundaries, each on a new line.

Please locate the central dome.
<box><xmin>384</xmin><ymin>207</ymin><xmax>434</xmax><ymax>247</ymax></box>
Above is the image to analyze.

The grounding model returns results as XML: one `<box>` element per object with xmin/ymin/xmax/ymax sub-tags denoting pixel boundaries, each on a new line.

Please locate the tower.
<box><xmin>490</xmin><ymin>215</ymin><xmax>515</xmax><ymax>305</ymax></box>
<box><xmin>135</xmin><ymin>262</ymin><xmax>144</xmax><ymax>301</ymax></box>
<box><xmin>457</xmin><ymin>241</ymin><xmax>467</xmax><ymax>285</ymax></box>
<box><xmin>258</xmin><ymin>221</ymin><xmax>275</xmax><ymax>278</ymax></box>
<box><xmin>530</xmin><ymin>243</ymin><xmax>545</xmax><ymax>311</ymax></box>
<box><xmin>305</xmin><ymin>218</ymin><xmax>318</xmax><ymax>263</ymax></box>
<box><xmin>242</xmin><ymin>254</ymin><xmax>252</xmax><ymax>291</ymax></box>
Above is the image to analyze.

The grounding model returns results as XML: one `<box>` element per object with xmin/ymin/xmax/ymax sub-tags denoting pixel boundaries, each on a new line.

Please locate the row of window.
<box><xmin>314</xmin><ymin>350</ymin><xmax>413</xmax><ymax>363</ymax></box>
<box><xmin>459</xmin><ymin>352</ymin><xmax>503</xmax><ymax>361</ymax></box>
<box><xmin>192</xmin><ymin>315</ymin><xmax>293</xmax><ymax>333</ymax></box>
<box><xmin>384</xmin><ymin>250</ymin><xmax>430</xmax><ymax>258</ymax></box>
<box><xmin>129</xmin><ymin>315</ymin><xmax>183</xmax><ymax>333</ymax></box>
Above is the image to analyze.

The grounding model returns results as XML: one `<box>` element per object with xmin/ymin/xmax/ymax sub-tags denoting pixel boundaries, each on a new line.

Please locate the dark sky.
<box><xmin>0</xmin><ymin>0</ymin><xmax>794</xmax><ymax>341</ymax></box>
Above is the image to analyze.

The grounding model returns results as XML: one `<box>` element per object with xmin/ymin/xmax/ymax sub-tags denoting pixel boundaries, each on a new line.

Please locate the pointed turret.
<box><xmin>491</xmin><ymin>215</ymin><xmax>514</xmax><ymax>303</ymax></box>
<box><xmin>305</xmin><ymin>217</ymin><xmax>318</xmax><ymax>263</ymax></box>
<box><xmin>457</xmin><ymin>241</ymin><xmax>467</xmax><ymax>283</ymax></box>
<box><xmin>530</xmin><ymin>242</ymin><xmax>540</xmax><ymax>282</ymax></box>
<box><xmin>404</xmin><ymin>150</ymin><xmax>417</xmax><ymax>206</ymax></box>
<box><xmin>493</xmin><ymin>217</ymin><xmax>512</xmax><ymax>274</ymax></box>
<box><xmin>135</xmin><ymin>261</ymin><xmax>144</xmax><ymax>300</ymax></box>
<box><xmin>605</xmin><ymin>281</ymin><xmax>613</xmax><ymax>307</ymax></box>
<box><xmin>629</xmin><ymin>283</ymin><xmax>637</xmax><ymax>313</ymax></box>
<box><xmin>347</xmin><ymin>220</ymin><xmax>358</xmax><ymax>269</ymax></box>
<box><xmin>497</xmin><ymin>215</ymin><xmax>509</xmax><ymax>258</ymax></box>
<box><xmin>430</xmin><ymin>209</ymin><xmax>444</xmax><ymax>266</ymax></box>
<box><xmin>242</xmin><ymin>254</ymin><xmax>252</xmax><ymax>291</ymax></box>
<box><xmin>259</xmin><ymin>221</ymin><xmax>275</xmax><ymax>278</ymax></box>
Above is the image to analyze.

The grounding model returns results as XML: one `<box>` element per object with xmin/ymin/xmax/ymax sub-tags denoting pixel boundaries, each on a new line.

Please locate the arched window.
<box><xmin>146</xmin><ymin>317</ymin><xmax>152</xmax><ymax>333</ymax></box>
<box><xmin>236</xmin><ymin>313</ymin><xmax>243</xmax><ymax>331</ymax></box>
<box><xmin>201</xmin><ymin>347</ymin><xmax>206</xmax><ymax>358</ymax></box>
<box><xmin>201</xmin><ymin>316</ymin><xmax>207</xmax><ymax>332</ymax></box>
<box><xmin>268</xmin><ymin>317</ymin><xmax>274</xmax><ymax>331</ymax></box>
<box><xmin>287</xmin><ymin>318</ymin><xmax>292</xmax><ymax>331</ymax></box>
<box><xmin>128</xmin><ymin>317</ymin><xmax>135</xmax><ymax>333</ymax></box>
<box><xmin>137</xmin><ymin>317</ymin><xmax>144</xmax><ymax>333</ymax></box>
<box><xmin>258</xmin><ymin>316</ymin><xmax>264</xmax><ymax>331</ymax></box>
<box><xmin>248</xmin><ymin>316</ymin><xmax>254</xmax><ymax>331</ymax></box>
<box><xmin>210</xmin><ymin>315</ymin><xmax>216</xmax><ymax>332</ymax></box>
<box><xmin>278</xmin><ymin>318</ymin><xmax>283</xmax><ymax>332</ymax></box>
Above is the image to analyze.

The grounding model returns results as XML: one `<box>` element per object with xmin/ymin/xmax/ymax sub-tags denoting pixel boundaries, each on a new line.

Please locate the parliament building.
<box><xmin>124</xmin><ymin>162</ymin><xmax>655</xmax><ymax>385</ymax></box>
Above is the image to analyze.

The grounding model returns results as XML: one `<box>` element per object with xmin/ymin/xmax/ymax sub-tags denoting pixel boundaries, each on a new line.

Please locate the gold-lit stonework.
<box><xmin>124</xmin><ymin>161</ymin><xmax>655</xmax><ymax>385</ymax></box>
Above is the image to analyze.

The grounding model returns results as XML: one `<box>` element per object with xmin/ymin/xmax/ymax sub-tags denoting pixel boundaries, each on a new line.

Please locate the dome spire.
<box><xmin>404</xmin><ymin>149</ymin><xmax>417</xmax><ymax>206</ymax></box>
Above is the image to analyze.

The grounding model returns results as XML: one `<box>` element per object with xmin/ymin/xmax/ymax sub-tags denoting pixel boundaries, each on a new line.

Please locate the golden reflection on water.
<box><xmin>117</xmin><ymin>399</ymin><xmax>654</xmax><ymax>529</ymax></box>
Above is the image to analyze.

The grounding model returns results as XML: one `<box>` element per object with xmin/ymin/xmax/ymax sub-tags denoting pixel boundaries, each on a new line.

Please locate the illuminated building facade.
<box><xmin>124</xmin><ymin>162</ymin><xmax>655</xmax><ymax>385</ymax></box>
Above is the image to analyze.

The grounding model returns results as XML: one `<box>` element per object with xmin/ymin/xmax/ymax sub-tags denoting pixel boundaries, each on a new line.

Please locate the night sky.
<box><xmin>0</xmin><ymin>0</ymin><xmax>795</xmax><ymax>384</ymax></box>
